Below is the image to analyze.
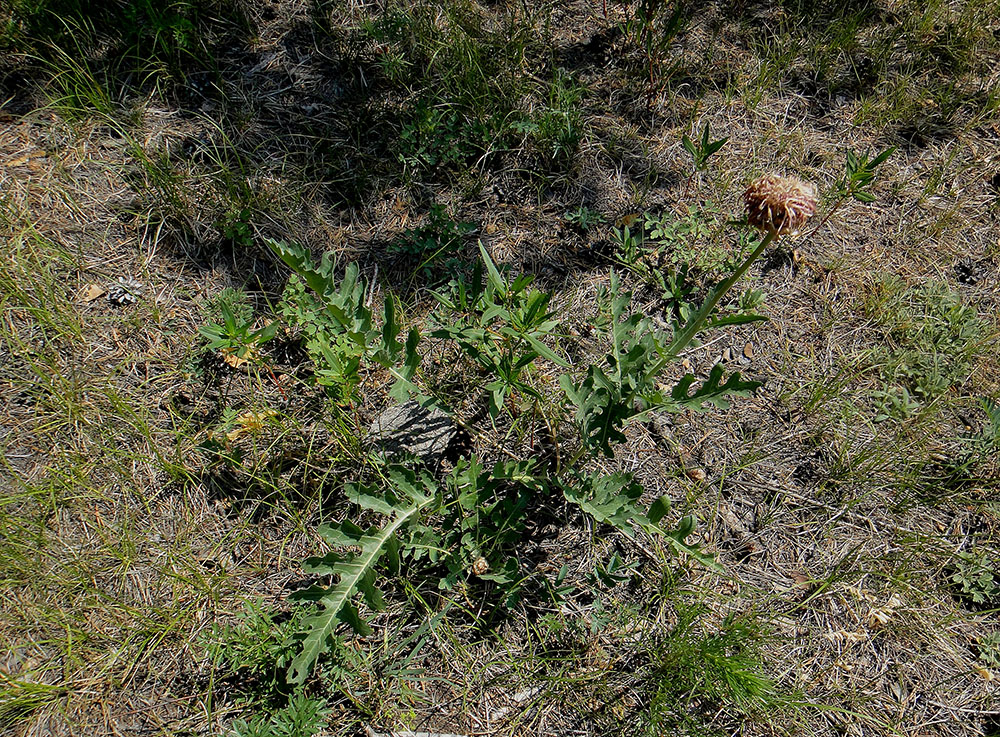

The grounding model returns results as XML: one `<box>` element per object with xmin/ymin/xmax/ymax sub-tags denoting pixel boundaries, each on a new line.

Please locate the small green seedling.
<box><xmin>199</xmin><ymin>302</ymin><xmax>279</xmax><ymax>362</ymax></box>
<box><xmin>952</xmin><ymin>550</ymin><xmax>999</xmax><ymax>606</ymax></box>
<box><xmin>564</xmin><ymin>205</ymin><xmax>606</xmax><ymax>232</ymax></box>
<box><xmin>808</xmin><ymin>146</ymin><xmax>895</xmax><ymax>234</ymax></box>
<box><xmin>838</xmin><ymin>146</ymin><xmax>897</xmax><ymax>203</ymax></box>
<box><xmin>977</xmin><ymin>631</ymin><xmax>1000</xmax><ymax>668</ymax></box>
<box><xmin>682</xmin><ymin>122</ymin><xmax>729</xmax><ymax>173</ymax></box>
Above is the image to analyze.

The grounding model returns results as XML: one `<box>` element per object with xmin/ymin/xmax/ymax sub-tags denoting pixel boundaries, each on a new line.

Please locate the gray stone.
<box><xmin>368</xmin><ymin>400</ymin><xmax>457</xmax><ymax>464</ymax></box>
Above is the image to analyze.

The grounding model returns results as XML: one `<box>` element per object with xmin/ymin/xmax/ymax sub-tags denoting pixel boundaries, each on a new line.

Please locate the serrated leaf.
<box><xmin>346</xmin><ymin>487</ymin><xmax>398</xmax><ymax>516</ymax></box>
<box><xmin>358</xmin><ymin>568</ymin><xmax>384</xmax><ymax>610</ymax></box>
<box><xmin>669</xmin><ymin>364</ymin><xmax>761</xmax><ymax>412</ymax></box>
<box><xmin>316</xmin><ymin>520</ymin><xmax>362</xmax><ymax>547</ymax></box>
<box><xmin>288</xmin><ymin>582</ymin><xmax>338</xmax><ymax>602</ymax></box>
<box><xmin>287</xmin><ymin>481</ymin><xmax>435</xmax><ymax>685</ymax></box>
<box><xmin>560</xmin><ymin>372</ymin><xmax>580</xmax><ymax>399</ymax></box>
<box><xmin>560</xmin><ymin>472</ymin><xmax>644</xmax><ymax>536</ymax></box>
<box><xmin>267</xmin><ymin>238</ymin><xmax>337</xmax><ymax>306</ymax></box>
<box><xmin>384</xmin><ymin>535</ymin><xmax>401</xmax><ymax>574</ymax></box>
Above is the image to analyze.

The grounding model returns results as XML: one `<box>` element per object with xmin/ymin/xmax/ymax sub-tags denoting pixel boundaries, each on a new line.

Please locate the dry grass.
<box><xmin>2</xmin><ymin>0</ymin><xmax>1000</xmax><ymax>735</ymax></box>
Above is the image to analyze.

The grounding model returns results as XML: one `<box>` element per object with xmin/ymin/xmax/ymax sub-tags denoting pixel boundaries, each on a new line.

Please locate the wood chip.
<box><xmin>686</xmin><ymin>468</ymin><xmax>707</xmax><ymax>482</ymax></box>
<box><xmin>743</xmin><ymin>342</ymin><xmax>754</xmax><ymax>359</ymax></box>
<box><xmin>79</xmin><ymin>283</ymin><xmax>106</xmax><ymax>302</ymax></box>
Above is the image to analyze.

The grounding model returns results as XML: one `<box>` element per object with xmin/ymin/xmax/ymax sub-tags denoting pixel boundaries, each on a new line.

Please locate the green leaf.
<box><xmin>846</xmin><ymin>149</ymin><xmax>859</xmax><ymax>174</ymax></box>
<box><xmin>252</xmin><ymin>320</ymin><xmax>280</xmax><ymax>344</ymax></box>
<box><xmin>221</xmin><ymin>302</ymin><xmax>238</xmax><ymax>333</ymax></box>
<box><xmin>381</xmin><ymin>297</ymin><xmax>400</xmax><ymax>355</ymax></box>
<box><xmin>669</xmin><ymin>364</ymin><xmax>761</xmax><ymax>412</ymax></box>
<box><xmin>869</xmin><ymin>146</ymin><xmax>896</xmax><ymax>169</ymax></box>
<box><xmin>559</xmin><ymin>471</ymin><xmax>645</xmax><ymax>535</ymax></box>
<box><xmin>481</xmin><ymin>303</ymin><xmax>507</xmax><ymax>324</ymax></box>
<box><xmin>662</xmin><ymin>514</ymin><xmax>722</xmax><ymax>572</ymax></box>
<box><xmin>562</xmin><ymin>369</ymin><xmax>633</xmax><ymax>456</ymax></box>
<box><xmin>522</xmin><ymin>332</ymin><xmax>569</xmax><ymax>367</ymax></box>
<box><xmin>648</xmin><ymin>495</ymin><xmax>670</xmax><ymax>525</ymax></box>
<box><xmin>429</xmin><ymin>288</ymin><xmax>456</xmax><ymax>311</ymax></box>
<box><xmin>198</xmin><ymin>324</ymin><xmax>227</xmax><ymax>347</ymax></box>
<box><xmin>267</xmin><ymin>238</ymin><xmax>335</xmax><ymax>304</ymax></box>
<box><xmin>346</xmin><ymin>486</ymin><xmax>398</xmax><ymax>516</ymax></box>
<box><xmin>388</xmin><ymin>328</ymin><xmax>422</xmax><ymax>401</ymax></box>
<box><xmin>479</xmin><ymin>241</ymin><xmax>507</xmax><ymax>294</ymax></box>
<box><xmin>705</xmin><ymin>312</ymin><xmax>768</xmax><ymax>329</ymax></box>
<box><xmin>705</xmin><ymin>138</ymin><xmax>728</xmax><ymax>156</ymax></box>
<box><xmin>287</xmin><ymin>474</ymin><xmax>435</xmax><ymax>685</ymax></box>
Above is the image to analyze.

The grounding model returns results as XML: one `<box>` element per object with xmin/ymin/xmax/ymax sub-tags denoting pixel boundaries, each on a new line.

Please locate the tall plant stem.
<box><xmin>641</xmin><ymin>227</ymin><xmax>777</xmax><ymax>387</ymax></box>
<box><xmin>560</xmin><ymin>228</ymin><xmax>777</xmax><ymax>475</ymax></box>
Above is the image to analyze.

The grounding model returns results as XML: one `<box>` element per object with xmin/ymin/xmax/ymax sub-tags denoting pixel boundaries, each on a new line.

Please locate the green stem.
<box><xmin>562</xmin><ymin>228</ymin><xmax>778</xmax><ymax>473</ymax></box>
<box><xmin>804</xmin><ymin>195</ymin><xmax>846</xmax><ymax>241</ymax></box>
<box><xmin>641</xmin><ymin>227</ymin><xmax>777</xmax><ymax>388</ymax></box>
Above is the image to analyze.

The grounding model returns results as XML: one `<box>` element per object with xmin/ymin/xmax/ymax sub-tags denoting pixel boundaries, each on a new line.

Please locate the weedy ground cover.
<box><xmin>1</xmin><ymin>0</ymin><xmax>999</xmax><ymax>736</ymax></box>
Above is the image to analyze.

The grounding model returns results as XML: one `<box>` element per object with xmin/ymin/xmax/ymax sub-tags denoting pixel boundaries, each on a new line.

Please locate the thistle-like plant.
<box><xmin>564</xmin><ymin>174</ymin><xmax>822</xmax><ymax>462</ymax></box>
<box><xmin>262</xmin><ymin>165</ymin><xmax>901</xmax><ymax>689</ymax></box>
<box><xmin>430</xmin><ymin>242</ymin><xmax>568</xmax><ymax>419</ymax></box>
<box><xmin>286</xmin><ymin>465</ymin><xmax>438</xmax><ymax>684</ymax></box>
<box><xmin>561</xmin><ymin>270</ymin><xmax>762</xmax><ymax>458</ymax></box>
<box><xmin>267</xmin><ymin>238</ymin><xmax>421</xmax><ymax>402</ymax></box>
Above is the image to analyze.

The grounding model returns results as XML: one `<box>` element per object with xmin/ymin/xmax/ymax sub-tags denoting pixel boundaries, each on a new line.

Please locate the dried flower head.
<box><xmin>744</xmin><ymin>174</ymin><xmax>818</xmax><ymax>235</ymax></box>
<box><xmin>471</xmin><ymin>556</ymin><xmax>489</xmax><ymax>576</ymax></box>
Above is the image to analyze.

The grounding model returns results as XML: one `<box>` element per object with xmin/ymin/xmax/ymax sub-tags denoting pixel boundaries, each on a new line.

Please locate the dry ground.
<box><xmin>2</xmin><ymin>0</ymin><xmax>999</xmax><ymax>736</ymax></box>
